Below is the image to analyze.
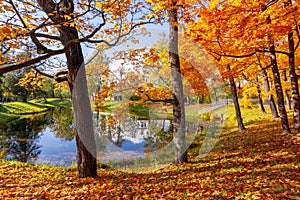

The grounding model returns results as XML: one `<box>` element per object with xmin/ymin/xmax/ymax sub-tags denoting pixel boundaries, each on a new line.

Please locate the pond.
<box><xmin>0</xmin><ymin>107</ymin><xmax>76</xmax><ymax>166</ymax></box>
<box><xmin>0</xmin><ymin>107</ymin><xmax>203</xmax><ymax>167</ymax></box>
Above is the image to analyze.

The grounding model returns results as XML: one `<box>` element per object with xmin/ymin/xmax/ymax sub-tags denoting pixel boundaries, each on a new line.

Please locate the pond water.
<box><xmin>0</xmin><ymin>107</ymin><xmax>77</xmax><ymax>166</ymax></box>
<box><xmin>0</xmin><ymin>107</ymin><xmax>203</xmax><ymax>166</ymax></box>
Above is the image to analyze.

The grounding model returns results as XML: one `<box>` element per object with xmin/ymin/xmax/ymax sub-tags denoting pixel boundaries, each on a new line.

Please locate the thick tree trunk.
<box><xmin>71</xmin><ymin>68</ymin><xmax>97</xmax><ymax>177</ymax></box>
<box><xmin>169</xmin><ymin>1</ymin><xmax>188</xmax><ymax>164</ymax></box>
<box><xmin>262</xmin><ymin>70</ymin><xmax>278</xmax><ymax>118</ymax></box>
<box><xmin>63</xmin><ymin>29</ymin><xmax>97</xmax><ymax>177</ymax></box>
<box><xmin>37</xmin><ymin>0</ymin><xmax>98</xmax><ymax>177</ymax></box>
<box><xmin>288</xmin><ymin>31</ymin><xmax>300</xmax><ymax>133</ymax></box>
<box><xmin>269</xmin><ymin>44</ymin><xmax>291</xmax><ymax>134</ymax></box>
<box><xmin>227</xmin><ymin>65</ymin><xmax>245</xmax><ymax>131</ymax></box>
<box><xmin>256</xmin><ymin>77</ymin><xmax>266</xmax><ymax>114</ymax></box>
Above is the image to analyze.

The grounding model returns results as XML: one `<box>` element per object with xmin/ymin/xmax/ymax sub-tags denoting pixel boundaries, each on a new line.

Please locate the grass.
<box><xmin>0</xmin><ymin>112</ymin><xmax>19</xmax><ymax>123</ymax></box>
<box><xmin>0</xmin><ymin>98</ymin><xmax>71</xmax><ymax>123</ymax></box>
<box><xmin>0</xmin><ymin>105</ymin><xmax>299</xmax><ymax>199</ymax></box>
<box><xmin>31</xmin><ymin>98</ymin><xmax>72</xmax><ymax>108</ymax></box>
<box><xmin>1</xmin><ymin>101</ymin><xmax>48</xmax><ymax>115</ymax></box>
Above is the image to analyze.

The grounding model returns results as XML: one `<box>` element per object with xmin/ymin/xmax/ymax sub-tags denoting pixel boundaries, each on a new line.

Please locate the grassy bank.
<box><xmin>0</xmin><ymin>98</ymin><xmax>71</xmax><ymax>123</ymax></box>
<box><xmin>0</xmin><ymin>105</ymin><xmax>299</xmax><ymax>199</ymax></box>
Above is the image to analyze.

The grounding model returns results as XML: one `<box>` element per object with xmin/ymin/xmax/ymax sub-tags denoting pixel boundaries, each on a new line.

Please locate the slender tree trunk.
<box><xmin>256</xmin><ymin>77</ymin><xmax>266</xmax><ymax>114</ymax></box>
<box><xmin>269</xmin><ymin>44</ymin><xmax>291</xmax><ymax>134</ymax></box>
<box><xmin>285</xmin><ymin>92</ymin><xmax>292</xmax><ymax>110</ymax></box>
<box><xmin>264</xmin><ymin>13</ymin><xmax>291</xmax><ymax>134</ymax></box>
<box><xmin>169</xmin><ymin>1</ymin><xmax>188</xmax><ymax>164</ymax></box>
<box><xmin>51</xmin><ymin>84</ymin><xmax>55</xmax><ymax>98</ymax></box>
<box><xmin>262</xmin><ymin>70</ymin><xmax>278</xmax><ymax>118</ymax></box>
<box><xmin>288</xmin><ymin>31</ymin><xmax>300</xmax><ymax>132</ymax></box>
<box><xmin>282</xmin><ymin>70</ymin><xmax>292</xmax><ymax>110</ymax></box>
<box><xmin>227</xmin><ymin>65</ymin><xmax>245</xmax><ymax>131</ymax></box>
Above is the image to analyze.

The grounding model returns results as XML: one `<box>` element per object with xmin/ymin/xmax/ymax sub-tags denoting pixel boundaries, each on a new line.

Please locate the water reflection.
<box><xmin>0</xmin><ymin>107</ymin><xmax>76</xmax><ymax>166</ymax></box>
<box><xmin>0</xmin><ymin>107</ymin><xmax>205</xmax><ymax>166</ymax></box>
<box><xmin>0</xmin><ymin>113</ymin><xmax>47</xmax><ymax>163</ymax></box>
<box><xmin>94</xmin><ymin>114</ymin><xmax>201</xmax><ymax>163</ymax></box>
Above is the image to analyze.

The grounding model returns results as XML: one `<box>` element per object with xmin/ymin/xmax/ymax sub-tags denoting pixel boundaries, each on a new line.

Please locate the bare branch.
<box><xmin>213</xmin><ymin>50</ymin><xmax>257</xmax><ymax>59</ymax></box>
<box><xmin>33</xmin><ymin>66</ymin><xmax>54</xmax><ymax>78</ymax></box>
<box><xmin>0</xmin><ymin>49</ymin><xmax>65</xmax><ymax>74</ymax></box>
<box><xmin>35</xmin><ymin>33</ymin><xmax>62</xmax><ymax>41</ymax></box>
<box><xmin>255</xmin><ymin>49</ymin><xmax>289</xmax><ymax>56</ymax></box>
<box><xmin>9</xmin><ymin>0</ymin><xmax>27</xmax><ymax>28</ymax></box>
<box><xmin>85</xmin><ymin>17</ymin><xmax>156</xmax><ymax>46</ymax></box>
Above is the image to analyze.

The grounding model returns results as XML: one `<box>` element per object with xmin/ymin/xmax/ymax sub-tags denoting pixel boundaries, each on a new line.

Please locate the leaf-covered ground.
<box><xmin>0</xmin><ymin>106</ymin><xmax>299</xmax><ymax>199</ymax></box>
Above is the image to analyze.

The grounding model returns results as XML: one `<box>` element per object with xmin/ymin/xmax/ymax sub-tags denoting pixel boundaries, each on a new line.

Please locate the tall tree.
<box><xmin>264</xmin><ymin>7</ymin><xmax>291</xmax><ymax>134</ymax></box>
<box><xmin>169</xmin><ymin>0</ymin><xmax>188</xmax><ymax>164</ymax></box>
<box><xmin>0</xmin><ymin>0</ymin><xmax>156</xmax><ymax>177</ymax></box>
<box><xmin>186</xmin><ymin>0</ymin><xmax>299</xmax><ymax>133</ymax></box>
<box><xmin>286</xmin><ymin>0</ymin><xmax>300</xmax><ymax>132</ymax></box>
<box><xmin>227</xmin><ymin>65</ymin><xmax>245</xmax><ymax>131</ymax></box>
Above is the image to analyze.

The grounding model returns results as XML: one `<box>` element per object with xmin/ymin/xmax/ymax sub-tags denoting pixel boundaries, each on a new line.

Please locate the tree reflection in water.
<box><xmin>0</xmin><ymin>107</ymin><xmax>75</xmax><ymax>165</ymax></box>
<box><xmin>95</xmin><ymin>114</ymin><xmax>176</xmax><ymax>158</ymax></box>
<box><xmin>0</xmin><ymin>113</ymin><xmax>48</xmax><ymax>162</ymax></box>
<box><xmin>0</xmin><ymin>107</ymin><xmax>201</xmax><ymax>165</ymax></box>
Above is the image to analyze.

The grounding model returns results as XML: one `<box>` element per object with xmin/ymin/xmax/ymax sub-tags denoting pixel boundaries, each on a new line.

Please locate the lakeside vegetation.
<box><xmin>0</xmin><ymin>98</ymin><xmax>71</xmax><ymax>123</ymax></box>
<box><xmin>0</xmin><ymin>105</ymin><xmax>299</xmax><ymax>199</ymax></box>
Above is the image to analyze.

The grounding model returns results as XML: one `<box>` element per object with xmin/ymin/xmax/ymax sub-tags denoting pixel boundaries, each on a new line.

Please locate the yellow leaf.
<box><xmin>208</xmin><ymin>0</ymin><xmax>220</xmax><ymax>10</ymax></box>
<box><xmin>95</xmin><ymin>2</ymin><xmax>101</xmax><ymax>9</ymax></box>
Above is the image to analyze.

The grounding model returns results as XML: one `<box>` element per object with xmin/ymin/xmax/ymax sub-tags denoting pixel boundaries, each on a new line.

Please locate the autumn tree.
<box><xmin>0</xmin><ymin>0</ymin><xmax>157</xmax><ymax>177</ymax></box>
<box><xmin>187</xmin><ymin>0</ymin><xmax>300</xmax><ymax>133</ymax></box>
<box><xmin>16</xmin><ymin>70</ymin><xmax>52</xmax><ymax>101</ymax></box>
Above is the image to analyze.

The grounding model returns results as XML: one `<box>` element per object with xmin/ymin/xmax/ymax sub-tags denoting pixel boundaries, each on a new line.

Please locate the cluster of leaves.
<box><xmin>186</xmin><ymin>0</ymin><xmax>300</xmax><ymax>100</ymax></box>
<box><xmin>0</xmin><ymin>105</ymin><xmax>299</xmax><ymax>199</ymax></box>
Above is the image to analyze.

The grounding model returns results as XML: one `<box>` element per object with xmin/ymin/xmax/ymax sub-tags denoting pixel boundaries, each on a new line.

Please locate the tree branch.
<box><xmin>35</xmin><ymin>33</ymin><xmax>62</xmax><ymax>41</ymax></box>
<box><xmin>0</xmin><ymin>49</ymin><xmax>65</xmax><ymax>74</ymax></box>
<box><xmin>85</xmin><ymin>17</ymin><xmax>156</xmax><ymax>46</ymax></box>
<box><xmin>9</xmin><ymin>0</ymin><xmax>27</xmax><ymax>28</ymax></box>
<box><xmin>213</xmin><ymin>50</ymin><xmax>257</xmax><ymax>59</ymax></box>
<box><xmin>255</xmin><ymin>49</ymin><xmax>289</xmax><ymax>56</ymax></box>
<box><xmin>241</xmin><ymin>72</ymin><xmax>261</xmax><ymax>85</ymax></box>
<box><xmin>143</xmin><ymin>93</ymin><xmax>174</xmax><ymax>104</ymax></box>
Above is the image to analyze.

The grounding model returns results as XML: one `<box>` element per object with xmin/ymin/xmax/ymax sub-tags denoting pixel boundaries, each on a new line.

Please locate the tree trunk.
<box><xmin>264</xmin><ymin>12</ymin><xmax>290</xmax><ymax>134</ymax></box>
<box><xmin>256</xmin><ymin>77</ymin><xmax>266</xmax><ymax>114</ymax></box>
<box><xmin>262</xmin><ymin>70</ymin><xmax>278</xmax><ymax>118</ymax></box>
<box><xmin>227</xmin><ymin>65</ymin><xmax>245</xmax><ymax>131</ymax></box>
<box><xmin>285</xmin><ymin>92</ymin><xmax>292</xmax><ymax>110</ymax></box>
<box><xmin>169</xmin><ymin>1</ymin><xmax>188</xmax><ymax>164</ymax></box>
<box><xmin>269</xmin><ymin>44</ymin><xmax>291</xmax><ymax>134</ymax></box>
<box><xmin>70</xmin><ymin>64</ymin><xmax>97</xmax><ymax>178</ymax></box>
<box><xmin>288</xmin><ymin>31</ymin><xmax>300</xmax><ymax>132</ymax></box>
<box><xmin>282</xmin><ymin>70</ymin><xmax>292</xmax><ymax>110</ymax></box>
<box><xmin>36</xmin><ymin>0</ymin><xmax>98</xmax><ymax>177</ymax></box>
<box><xmin>63</xmin><ymin>29</ymin><xmax>97</xmax><ymax>178</ymax></box>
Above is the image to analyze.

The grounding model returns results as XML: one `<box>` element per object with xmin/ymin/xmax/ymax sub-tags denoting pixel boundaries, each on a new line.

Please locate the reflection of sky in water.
<box><xmin>35</xmin><ymin>127</ymin><xmax>77</xmax><ymax>166</ymax></box>
<box><xmin>2</xmin><ymin>115</ymin><xmax>181</xmax><ymax>166</ymax></box>
<box><xmin>36</xmin><ymin>126</ymin><xmax>147</xmax><ymax>166</ymax></box>
<box><xmin>122</xmin><ymin>139</ymin><xmax>145</xmax><ymax>151</ymax></box>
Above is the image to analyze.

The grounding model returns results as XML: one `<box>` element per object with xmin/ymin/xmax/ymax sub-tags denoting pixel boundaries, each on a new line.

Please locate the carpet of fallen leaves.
<box><xmin>0</xmin><ymin>107</ymin><xmax>300</xmax><ymax>199</ymax></box>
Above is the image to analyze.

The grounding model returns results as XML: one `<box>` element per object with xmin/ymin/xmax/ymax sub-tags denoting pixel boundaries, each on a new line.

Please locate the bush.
<box><xmin>129</xmin><ymin>95</ymin><xmax>141</xmax><ymax>101</ymax></box>
<box><xmin>199</xmin><ymin>112</ymin><xmax>212</xmax><ymax>121</ymax></box>
<box><xmin>240</xmin><ymin>97</ymin><xmax>258</xmax><ymax>109</ymax></box>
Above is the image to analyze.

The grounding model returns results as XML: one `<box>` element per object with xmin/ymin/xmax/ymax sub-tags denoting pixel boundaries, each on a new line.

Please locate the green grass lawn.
<box><xmin>0</xmin><ymin>98</ymin><xmax>71</xmax><ymax>123</ymax></box>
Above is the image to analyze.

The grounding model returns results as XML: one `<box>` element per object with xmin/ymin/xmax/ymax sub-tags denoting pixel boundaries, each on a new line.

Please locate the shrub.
<box><xmin>199</xmin><ymin>112</ymin><xmax>212</xmax><ymax>121</ymax></box>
